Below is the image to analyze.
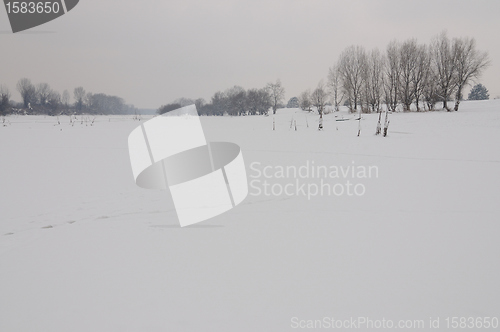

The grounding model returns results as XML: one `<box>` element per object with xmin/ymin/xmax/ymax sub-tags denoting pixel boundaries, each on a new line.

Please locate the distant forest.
<box><xmin>158</xmin><ymin>80</ymin><xmax>285</xmax><ymax>116</ymax></box>
<box><xmin>0</xmin><ymin>79</ymin><xmax>138</xmax><ymax>116</ymax></box>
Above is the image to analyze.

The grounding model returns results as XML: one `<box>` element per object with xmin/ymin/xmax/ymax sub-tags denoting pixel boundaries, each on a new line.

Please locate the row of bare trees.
<box><xmin>1</xmin><ymin>78</ymin><xmax>137</xmax><ymax>115</ymax></box>
<box><xmin>324</xmin><ymin>32</ymin><xmax>489</xmax><ymax>113</ymax></box>
<box><xmin>14</xmin><ymin>78</ymin><xmax>70</xmax><ymax>114</ymax></box>
<box><xmin>75</xmin><ymin>86</ymin><xmax>135</xmax><ymax>115</ymax></box>
<box><xmin>159</xmin><ymin>80</ymin><xmax>285</xmax><ymax>116</ymax></box>
<box><xmin>297</xmin><ymin>82</ymin><xmax>328</xmax><ymax>115</ymax></box>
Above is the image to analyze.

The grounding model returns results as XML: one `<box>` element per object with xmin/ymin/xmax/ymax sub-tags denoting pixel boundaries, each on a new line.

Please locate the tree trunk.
<box><xmin>383</xmin><ymin>110</ymin><xmax>390</xmax><ymax>137</ymax></box>
<box><xmin>454</xmin><ymin>85</ymin><xmax>463</xmax><ymax>111</ymax></box>
<box><xmin>443</xmin><ymin>87</ymin><xmax>454</xmax><ymax>111</ymax></box>
<box><xmin>357</xmin><ymin>108</ymin><xmax>361</xmax><ymax>136</ymax></box>
<box><xmin>376</xmin><ymin>109</ymin><xmax>382</xmax><ymax>135</ymax></box>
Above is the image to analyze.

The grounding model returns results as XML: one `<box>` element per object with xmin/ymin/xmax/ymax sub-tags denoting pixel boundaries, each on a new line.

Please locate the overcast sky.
<box><xmin>1</xmin><ymin>0</ymin><xmax>499</xmax><ymax>109</ymax></box>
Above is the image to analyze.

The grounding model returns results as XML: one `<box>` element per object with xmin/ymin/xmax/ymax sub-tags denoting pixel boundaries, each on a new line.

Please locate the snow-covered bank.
<box><xmin>1</xmin><ymin>100</ymin><xmax>499</xmax><ymax>331</ymax></box>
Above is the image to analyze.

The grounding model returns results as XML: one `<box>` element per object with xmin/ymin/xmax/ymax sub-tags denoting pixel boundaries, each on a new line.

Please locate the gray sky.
<box><xmin>1</xmin><ymin>0</ymin><xmax>499</xmax><ymax>109</ymax></box>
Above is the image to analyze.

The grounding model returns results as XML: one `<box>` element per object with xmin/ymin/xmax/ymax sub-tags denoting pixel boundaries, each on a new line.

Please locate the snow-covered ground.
<box><xmin>1</xmin><ymin>100</ymin><xmax>499</xmax><ymax>331</ymax></box>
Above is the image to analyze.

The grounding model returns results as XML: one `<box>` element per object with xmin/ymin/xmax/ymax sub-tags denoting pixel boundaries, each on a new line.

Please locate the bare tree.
<box><xmin>211</xmin><ymin>91</ymin><xmax>228</xmax><ymax>115</ymax></box>
<box><xmin>247</xmin><ymin>88</ymin><xmax>271</xmax><ymax>115</ymax></box>
<box><xmin>312</xmin><ymin>82</ymin><xmax>328</xmax><ymax>131</ymax></box>
<box><xmin>311</xmin><ymin>81</ymin><xmax>328</xmax><ymax>115</ymax></box>
<box><xmin>0</xmin><ymin>85</ymin><xmax>11</xmax><ymax>116</ymax></box>
<box><xmin>452</xmin><ymin>37</ymin><xmax>490</xmax><ymax>111</ymax></box>
<box><xmin>327</xmin><ymin>64</ymin><xmax>344</xmax><ymax>112</ymax></box>
<box><xmin>412</xmin><ymin>44</ymin><xmax>430</xmax><ymax>111</ymax></box>
<box><xmin>337</xmin><ymin>46</ymin><xmax>367</xmax><ymax>135</ymax></box>
<box><xmin>74</xmin><ymin>87</ymin><xmax>86</xmax><ymax>111</ymax></box>
<box><xmin>338</xmin><ymin>45</ymin><xmax>367</xmax><ymax>113</ymax></box>
<box><xmin>422</xmin><ymin>65</ymin><xmax>439</xmax><ymax>111</ymax></box>
<box><xmin>62</xmin><ymin>89</ymin><xmax>70</xmax><ymax>109</ymax></box>
<box><xmin>384</xmin><ymin>41</ymin><xmax>401</xmax><ymax>112</ymax></box>
<box><xmin>85</xmin><ymin>92</ymin><xmax>94</xmax><ymax>111</ymax></box>
<box><xmin>398</xmin><ymin>39</ymin><xmax>418</xmax><ymax>111</ymax></box>
<box><xmin>36</xmin><ymin>83</ymin><xmax>51</xmax><ymax>106</ymax></box>
<box><xmin>246</xmin><ymin>89</ymin><xmax>260</xmax><ymax>115</ymax></box>
<box><xmin>195</xmin><ymin>98</ymin><xmax>205</xmax><ymax>111</ymax></box>
<box><xmin>360</xmin><ymin>57</ymin><xmax>371</xmax><ymax>113</ymax></box>
<box><xmin>47</xmin><ymin>90</ymin><xmax>61</xmax><ymax>115</ymax></box>
<box><xmin>360</xmin><ymin>49</ymin><xmax>386</xmax><ymax>134</ymax></box>
<box><xmin>432</xmin><ymin>32</ymin><xmax>457</xmax><ymax>111</ymax></box>
<box><xmin>258</xmin><ymin>89</ymin><xmax>272</xmax><ymax>115</ymax></box>
<box><xmin>266</xmin><ymin>79</ymin><xmax>285</xmax><ymax>114</ymax></box>
<box><xmin>366</xmin><ymin>48</ymin><xmax>385</xmax><ymax>113</ymax></box>
<box><xmin>16</xmin><ymin>78</ymin><xmax>36</xmax><ymax>108</ymax></box>
<box><xmin>226</xmin><ymin>86</ymin><xmax>247</xmax><ymax>116</ymax></box>
<box><xmin>298</xmin><ymin>90</ymin><xmax>312</xmax><ymax>112</ymax></box>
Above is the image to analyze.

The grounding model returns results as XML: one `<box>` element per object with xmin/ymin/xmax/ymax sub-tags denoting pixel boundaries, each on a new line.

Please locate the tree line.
<box><xmin>0</xmin><ymin>78</ymin><xmax>138</xmax><ymax>116</ymax></box>
<box><xmin>305</xmin><ymin>32</ymin><xmax>490</xmax><ymax>115</ymax></box>
<box><xmin>158</xmin><ymin>32</ymin><xmax>490</xmax><ymax>117</ymax></box>
<box><xmin>158</xmin><ymin>80</ymin><xmax>285</xmax><ymax>116</ymax></box>
<box><xmin>1</xmin><ymin>32</ymin><xmax>491</xmax><ymax>118</ymax></box>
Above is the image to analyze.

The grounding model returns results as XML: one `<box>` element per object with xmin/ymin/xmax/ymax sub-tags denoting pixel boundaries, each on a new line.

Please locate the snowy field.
<box><xmin>1</xmin><ymin>100</ymin><xmax>499</xmax><ymax>331</ymax></box>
